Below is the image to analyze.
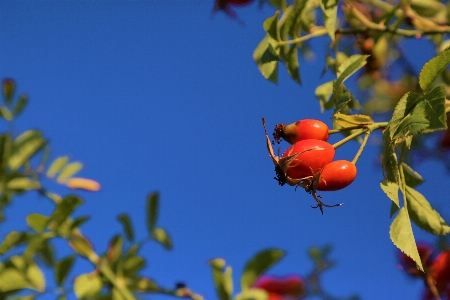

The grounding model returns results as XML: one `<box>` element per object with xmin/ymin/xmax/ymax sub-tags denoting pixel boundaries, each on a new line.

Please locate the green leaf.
<box><xmin>74</xmin><ymin>272</ymin><xmax>103</xmax><ymax>299</ymax></box>
<box><xmin>70</xmin><ymin>216</ymin><xmax>90</xmax><ymax>231</ymax></box>
<box><xmin>208</xmin><ymin>259</ymin><xmax>232</xmax><ymax>300</ymax></box>
<box><xmin>334</xmin><ymin>92</ymin><xmax>351</xmax><ymax>113</ymax></box>
<box><xmin>26</xmin><ymin>262</ymin><xmax>45</xmax><ymax>291</ymax></box>
<box><xmin>0</xmin><ymin>135</ymin><xmax>12</xmax><ymax>181</ymax></box>
<box><xmin>69</xmin><ymin>234</ymin><xmax>95</xmax><ymax>260</ymax></box>
<box><xmin>390</xmin><ymin>207</ymin><xmax>423</xmax><ymax>271</ymax></box>
<box><xmin>319</xmin><ymin>0</ymin><xmax>338</xmax><ymax>41</ymax></box>
<box><xmin>419</xmin><ymin>46</ymin><xmax>450</xmax><ymax>92</ymax></box>
<box><xmin>315</xmin><ymin>81</ymin><xmax>334</xmax><ymax>112</ymax></box>
<box><xmin>381</xmin><ymin>129</ymin><xmax>399</xmax><ymax>183</ymax></box>
<box><xmin>284</xmin><ymin>45</ymin><xmax>301</xmax><ymax>84</ymax></box>
<box><xmin>152</xmin><ymin>227</ymin><xmax>172</xmax><ymax>250</ymax></box>
<box><xmin>401</xmin><ymin>163</ymin><xmax>424</xmax><ymax>187</ymax></box>
<box><xmin>147</xmin><ymin>192</ymin><xmax>159</xmax><ymax>233</ymax></box>
<box><xmin>8</xmin><ymin>130</ymin><xmax>46</xmax><ymax>171</ymax></box>
<box><xmin>132</xmin><ymin>277</ymin><xmax>160</xmax><ymax>292</ymax></box>
<box><xmin>6</xmin><ymin>176</ymin><xmax>40</xmax><ymax>191</ymax></box>
<box><xmin>406</xmin><ymin>186</ymin><xmax>450</xmax><ymax>235</ymax></box>
<box><xmin>388</xmin><ymin>86</ymin><xmax>447</xmax><ymax>140</ymax></box>
<box><xmin>236</xmin><ymin>289</ymin><xmax>268</xmax><ymax>300</ymax></box>
<box><xmin>123</xmin><ymin>256</ymin><xmax>146</xmax><ymax>277</ymax></box>
<box><xmin>335</xmin><ymin>55</ymin><xmax>369</xmax><ymax>90</ymax></box>
<box><xmin>333</xmin><ymin>113</ymin><xmax>374</xmax><ymax>128</ymax></box>
<box><xmin>0</xmin><ymin>107</ymin><xmax>13</xmax><ymax>121</ymax></box>
<box><xmin>0</xmin><ymin>268</ymin><xmax>29</xmax><ymax>292</ymax></box>
<box><xmin>55</xmin><ymin>256</ymin><xmax>75</xmax><ymax>287</ymax></box>
<box><xmin>46</xmin><ymin>156</ymin><xmax>69</xmax><ymax>178</ymax></box>
<box><xmin>263</xmin><ymin>11</ymin><xmax>279</xmax><ymax>42</ymax></box>
<box><xmin>48</xmin><ymin>195</ymin><xmax>83</xmax><ymax>229</ymax></box>
<box><xmin>380</xmin><ymin>180</ymin><xmax>399</xmax><ymax>208</ymax></box>
<box><xmin>26</xmin><ymin>213</ymin><xmax>48</xmax><ymax>234</ymax></box>
<box><xmin>57</xmin><ymin>162</ymin><xmax>83</xmax><ymax>183</ymax></box>
<box><xmin>240</xmin><ymin>248</ymin><xmax>285</xmax><ymax>291</ymax></box>
<box><xmin>13</xmin><ymin>95</ymin><xmax>28</xmax><ymax>117</ymax></box>
<box><xmin>0</xmin><ymin>231</ymin><xmax>30</xmax><ymax>255</ymax></box>
<box><xmin>117</xmin><ymin>214</ymin><xmax>134</xmax><ymax>241</ymax></box>
<box><xmin>108</xmin><ymin>235</ymin><xmax>123</xmax><ymax>264</ymax></box>
<box><xmin>253</xmin><ymin>36</ymin><xmax>279</xmax><ymax>84</ymax></box>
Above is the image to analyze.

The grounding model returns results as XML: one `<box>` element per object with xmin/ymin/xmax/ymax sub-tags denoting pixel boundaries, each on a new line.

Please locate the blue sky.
<box><xmin>1</xmin><ymin>1</ymin><xmax>449</xmax><ymax>299</ymax></box>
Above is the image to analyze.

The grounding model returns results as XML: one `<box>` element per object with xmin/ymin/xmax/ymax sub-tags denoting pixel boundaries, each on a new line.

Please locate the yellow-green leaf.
<box><xmin>8</xmin><ymin>130</ymin><xmax>46</xmax><ymax>171</ymax></box>
<box><xmin>46</xmin><ymin>156</ymin><xmax>69</xmax><ymax>178</ymax></box>
<box><xmin>74</xmin><ymin>272</ymin><xmax>102</xmax><ymax>299</ymax></box>
<box><xmin>57</xmin><ymin>161</ymin><xmax>83</xmax><ymax>183</ymax></box>
<box><xmin>419</xmin><ymin>46</ymin><xmax>450</xmax><ymax>92</ymax></box>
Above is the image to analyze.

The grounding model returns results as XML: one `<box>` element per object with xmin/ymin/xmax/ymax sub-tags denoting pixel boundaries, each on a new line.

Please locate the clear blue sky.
<box><xmin>1</xmin><ymin>1</ymin><xmax>448</xmax><ymax>299</ymax></box>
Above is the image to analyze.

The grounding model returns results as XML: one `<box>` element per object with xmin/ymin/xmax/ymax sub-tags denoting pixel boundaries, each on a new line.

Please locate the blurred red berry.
<box><xmin>429</xmin><ymin>251</ymin><xmax>450</xmax><ymax>295</ymax></box>
<box><xmin>398</xmin><ymin>243</ymin><xmax>434</xmax><ymax>278</ymax></box>
<box><xmin>253</xmin><ymin>275</ymin><xmax>304</xmax><ymax>297</ymax></box>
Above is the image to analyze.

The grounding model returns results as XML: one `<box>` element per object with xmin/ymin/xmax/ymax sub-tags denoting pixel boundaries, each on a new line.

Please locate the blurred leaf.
<box><xmin>46</xmin><ymin>156</ymin><xmax>68</xmax><ymax>178</ymax></box>
<box><xmin>240</xmin><ymin>248</ymin><xmax>285</xmax><ymax>291</ymax></box>
<box><xmin>8</xmin><ymin>130</ymin><xmax>46</xmax><ymax>171</ymax></box>
<box><xmin>117</xmin><ymin>214</ymin><xmax>134</xmax><ymax>241</ymax></box>
<box><xmin>319</xmin><ymin>0</ymin><xmax>338</xmax><ymax>41</ymax></box>
<box><xmin>388</xmin><ymin>86</ymin><xmax>446</xmax><ymax>141</ymax></box>
<box><xmin>334</xmin><ymin>55</ymin><xmax>369</xmax><ymax>91</ymax></box>
<box><xmin>254</xmin><ymin>36</ymin><xmax>279</xmax><ymax>84</ymax></box>
<box><xmin>208</xmin><ymin>259</ymin><xmax>232</xmax><ymax>300</ymax></box>
<box><xmin>133</xmin><ymin>277</ymin><xmax>160</xmax><ymax>292</ymax></box>
<box><xmin>57</xmin><ymin>162</ymin><xmax>83</xmax><ymax>183</ymax></box>
<box><xmin>263</xmin><ymin>11</ymin><xmax>279</xmax><ymax>42</ymax></box>
<box><xmin>380</xmin><ymin>180</ymin><xmax>399</xmax><ymax>208</ymax></box>
<box><xmin>65</xmin><ymin>177</ymin><xmax>101</xmax><ymax>191</ymax></box>
<box><xmin>0</xmin><ymin>231</ymin><xmax>30</xmax><ymax>255</ymax></box>
<box><xmin>107</xmin><ymin>235</ymin><xmax>123</xmax><ymax>264</ymax></box>
<box><xmin>74</xmin><ymin>272</ymin><xmax>102</xmax><ymax>299</ymax></box>
<box><xmin>26</xmin><ymin>262</ymin><xmax>45</xmax><ymax>291</ymax></box>
<box><xmin>37</xmin><ymin>239</ymin><xmax>54</xmax><ymax>266</ymax></box>
<box><xmin>48</xmin><ymin>195</ymin><xmax>83</xmax><ymax>229</ymax></box>
<box><xmin>390</xmin><ymin>207</ymin><xmax>423</xmax><ymax>271</ymax></box>
<box><xmin>112</xmin><ymin>288</ymin><xmax>126</xmax><ymax>300</ymax></box>
<box><xmin>401</xmin><ymin>163</ymin><xmax>424</xmax><ymax>187</ymax></box>
<box><xmin>0</xmin><ymin>135</ymin><xmax>12</xmax><ymax>181</ymax></box>
<box><xmin>2</xmin><ymin>78</ymin><xmax>15</xmax><ymax>103</ymax></box>
<box><xmin>13</xmin><ymin>95</ymin><xmax>28</xmax><ymax>117</ymax></box>
<box><xmin>69</xmin><ymin>234</ymin><xmax>95</xmax><ymax>260</ymax></box>
<box><xmin>55</xmin><ymin>256</ymin><xmax>75</xmax><ymax>286</ymax></box>
<box><xmin>147</xmin><ymin>192</ymin><xmax>159</xmax><ymax>233</ymax></box>
<box><xmin>236</xmin><ymin>289</ymin><xmax>268</xmax><ymax>300</ymax></box>
<box><xmin>333</xmin><ymin>113</ymin><xmax>374</xmax><ymax>128</ymax></box>
<box><xmin>152</xmin><ymin>227</ymin><xmax>172</xmax><ymax>250</ymax></box>
<box><xmin>406</xmin><ymin>186</ymin><xmax>450</xmax><ymax>235</ymax></box>
<box><xmin>381</xmin><ymin>129</ymin><xmax>400</xmax><ymax>183</ymax></box>
<box><xmin>7</xmin><ymin>176</ymin><xmax>40</xmax><ymax>192</ymax></box>
<box><xmin>419</xmin><ymin>46</ymin><xmax>450</xmax><ymax>92</ymax></box>
<box><xmin>0</xmin><ymin>107</ymin><xmax>13</xmax><ymax>121</ymax></box>
<box><xmin>70</xmin><ymin>216</ymin><xmax>90</xmax><ymax>231</ymax></box>
<box><xmin>123</xmin><ymin>256</ymin><xmax>145</xmax><ymax>277</ymax></box>
<box><xmin>26</xmin><ymin>213</ymin><xmax>48</xmax><ymax>234</ymax></box>
<box><xmin>0</xmin><ymin>268</ymin><xmax>29</xmax><ymax>292</ymax></box>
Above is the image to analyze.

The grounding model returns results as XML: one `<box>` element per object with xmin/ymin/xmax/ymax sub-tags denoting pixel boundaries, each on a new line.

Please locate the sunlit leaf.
<box><xmin>319</xmin><ymin>0</ymin><xmax>338</xmax><ymax>41</ymax></box>
<box><xmin>133</xmin><ymin>277</ymin><xmax>160</xmax><ymax>292</ymax></box>
<box><xmin>65</xmin><ymin>177</ymin><xmax>101</xmax><ymax>192</ymax></box>
<box><xmin>406</xmin><ymin>186</ymin><xmax>450</xmax><ymax>235</ymax></box>
<box><xmin>0</xmin><ymin>268</ymin><xmax>29</xmax><ymax>292</ymax></box>
<box><xmin>147</xmin><ymin>192</ymin><xmax>159</xmax><ymax>233</ymax></box>
<box><xmin>26</xmin><ymin>262</ymin><xmax>46</xmax><ymax>291</ymax></box>
<box><xmin>380</xmin><ymin>180</ymin><xmax>399</xmax><ymax>208</ymax></box>
<box><xmin>390</xmin><ymin>207</ymin><xmax>423</xmax><ymax>271</ymax></box>
<box><xmin>263</xmin><ymin>11</ymin><xmax>279</xmax><ymax>42</ymax></box>
<box><xmin>123</xmin><ymin>256</ymin><xmax>145</xmax><ymax>276</ymax></box>
<box><xmin>117</xmin><ymin>214</ymin><xmax>134</xmax><ymax>241</ymax></box>
<box><xmin>335</xmin><ymin>55</ymin><xmax>369</xmax><ymax>90</ymax></box>
<box><xmin>26</xmin><ymin>213</ymin><xmax>48</xmax><ymax>234</ymax></box>
<box><xmin>0</xmin><ymin>107</ymin><xmax>13</xmax><ymax>121</ymax></box>
<box><xmin>74</xmin><ymin>272</ymin><xmax>102</xmax><ymax>299</ymax></box>
<box><xmin>57</xmin><ymin>162</ymin><xmax>83</xmax><ymax>183</ymax></box>
<box><xmin>315</xmin><ymin>81</ymin><xmax>334</xmax><ymax>112</ymax></box>
<box><xmin>152</xmin><ymin>227</ymin><xmax>172</xmax><ymax>250</ymax></box>
<box><xmin>419</xmin><ymin>46</ymin><xmax>450</xmax><ymax>92</ymax></box>
<box><xmin>69</xmin><ymin>234</ymin><xmax>95</xmax><ymax>260</ymax></box>
<box><xmin>208</xmin><ymin>259</ymin><xmax>232</xmax><ymax>300</ymax></box>
<box><xmin>333</xmin><ymin>113</ymin><xmax>374</xmax><ymax>128</ymax></box>
<box><xmin>388</xmin><ymin>86</ymin><xmax>446</xmax><ymax>140</ymax></box>
<box><xmin>7</xmin><ymin>176</ymin><xmax>40</xmax><ymax>191</ymax></box>
<box><xmin>236</xmin><ymin>289</ymin><xmax>269</xmax><ymax>300</ymax></box>
<box><xmin>240</xmin><ymin>248</ymin><xmax>285</xmax><ymax>291</ymax></box>
<box><xmin>8</xmin><ymin>130</ymin><xmax>46</xmax><ymax>171</ymax></box>
<box><xmin>55</xmin><ymin>255</ymin><xmax>75</xmax><ymax>286</ymax></box>
<box><xmin>254</xmin><ymin>36</ymin><xmax>279</xmax><ymax>84</ymax></box>
<box><xmin>47</xmin><ymin>156</ymin><xmax>68</xmax><ymax>178</ymax></box>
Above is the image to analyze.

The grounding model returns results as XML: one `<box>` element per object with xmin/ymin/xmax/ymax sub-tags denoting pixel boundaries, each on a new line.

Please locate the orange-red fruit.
<box><xmin>282</xmin><ymin>139</ymin><xmax>335</xmax><ymax>179</ymax></box>
<box><xmin>275</xmin><ymin>119</ymin><xmax>329</xmax><ymax>144</ymax></box>
<box><xmin>430</xmin><ymin>250</ymin><xmax>450</xmax><ymax>293</ymax></box>
<box><xmin>317</xmin><ymin>160</ymin><xmax>357</xmax><ymax>191</ymax></box>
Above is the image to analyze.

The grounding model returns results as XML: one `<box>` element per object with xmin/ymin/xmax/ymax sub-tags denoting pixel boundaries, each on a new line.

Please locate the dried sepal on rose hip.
<box><xmin>263</xmin><ymin>117</ymin><xmax>333</xmax><ymax>187</ymax></box>
<box><xmin>273</xmin><ymin>119</ymin><xmax>329</xmax><ymax>144</ymax></box>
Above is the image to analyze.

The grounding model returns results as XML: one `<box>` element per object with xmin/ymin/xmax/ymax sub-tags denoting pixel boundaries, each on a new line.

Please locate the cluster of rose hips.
<box><xmin>251</xmin><ymin>275</ymin><xmax>304</xmax><ymax>300</ymax></box>
<box><xmin>263</xmin><ymin>117</ymin><xmax>357</xmax><ymax>214</ymax></box>
<box><xmin>398</xmin><ymin>243</ymin><xmax>450</xmax><ymax>299</ymax></box>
